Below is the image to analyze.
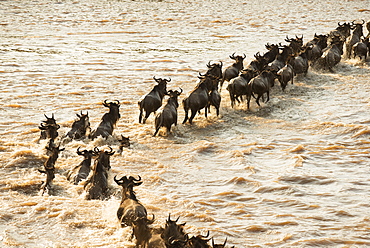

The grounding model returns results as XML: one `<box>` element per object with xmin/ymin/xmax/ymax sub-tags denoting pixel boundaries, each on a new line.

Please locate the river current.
<box><xmin>1</xmin><ymin>0</ymin><xmax>370</xmax><ymax>247</ymax></box>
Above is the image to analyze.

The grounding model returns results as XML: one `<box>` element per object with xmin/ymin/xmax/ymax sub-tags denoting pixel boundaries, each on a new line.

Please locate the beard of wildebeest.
<box><xmin>90</xmin><ymin>100</ymin><xmax>120</xmax><ymax>140</ymax></box>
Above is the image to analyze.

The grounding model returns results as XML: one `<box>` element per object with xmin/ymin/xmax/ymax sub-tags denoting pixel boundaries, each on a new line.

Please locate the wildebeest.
<box><xmin>245</xmin><ymin>52</ymin><xmax>268</xmax><ymax>74</ymax></box>
<box><xmin>90</xmin><ymin>100</ymin><xmax>120</xmax><ymax>140</ymax></box>
<box><xmin>182</xmin><ymin>74</ymin><xmax>217</xmax><ymax>124</ymax></box>
<box><xmin>246</xmin><ymin>70</ymin><xmax>276</xmax><ymax>109</ymax></box>
<box><xmin>220</xmin><ymin>53</ymin><xmax>246</xmax><ymax>91</ymax></box>
<box><xmin>262</xmin><ymin>43</ymin><xmax>280</xmax><ymax>64</ymax></box>
<box><xmin>207</xmin><ymin>85</ymin><xmax>221</xmax><ymax>117</ymax></box>
<box><xmin>290</xmin><ymin>45</ymin><xmax>311</xmax><ymax>76</ymax></box>
<box><xmin>38</xmin><ymin>144</ymin><xmax>65</xmax><ymax>195</ymax></box>
<box><xmin>138</xmin><ymin>77</ymin><xmax>170</xmax><ymax>124</ymax></box>
<box><xmin>153</xmin><ymin>89</ymin><xmax>183</xmax><ymax>136</ymax></box>
<box><xmin>316</xmin><ymin>35</ymin><xmax>345</xmax><ymax>72</ymax></box>
<box><xmin>306</xmin><ymin>33</ymin><xmax>328</xmax><ymax>66</ymax></box>
<box><xmin>38</xmin><ymin>114</ymin><xmax>58</xmax><ymax>140</ymax></box>
<box><xmin>66</xmin><ymin>111</ymin><xmax>90</xmax><ymax>140</ymax></box>
<box><xmin>84</xmin><ymin>146</ymin><xmax>114</xmax><ymax>200</ymax></box>
<box><xmin>328</xmin><ymin>22</ymin><xmax>352</xmax><ymax>42</ymax></box>
<box><xmin>118</xmin><ymin>135</ymin><xmax>130</xmax><ymax>152</ymax></box>
<box><xmin>277</xmin><ymin>63</ymin><xmax>294</xmax><ymax>91</ymax></box>
<box><xmin>352</xmin><ymin>37</ymin><xmax>369</xmax><ymax>61</ymax></box>
<box><xmin>226</xmin><ymin>69</ymin><xmax>256</xmax><ymax>108</ymax></box>
<box><xmin>285</xmin><ymin>35</ymin><xmax>304</xmax><ymax>56</ymax></box>
<box><xmin>67</xmin><ymin>147</ymin><xmax>97</xmax><ymax>185</ymax></box>
<box><xmin>115</xmin><ymin>175</ymin><xmax>154</xmax><ymax>247</ymax></box>
<box><xmin>161</xmin><ymin>214</ymin><xmax>187</xmax><ymax>248</ymax></box>
<box><xmin>205</xmin><ymin>61</ymin><xmax>223</xmax><ymax>81</ymax></box>
<box><xmin>266</xmin><ymin>45</ymin><xmax>294</xmax><ymax>72</ymax></box>
<box><xmin>346</xmin><ymin>20</ymin><xmax>365</xmax><ymax>58</ymax></box>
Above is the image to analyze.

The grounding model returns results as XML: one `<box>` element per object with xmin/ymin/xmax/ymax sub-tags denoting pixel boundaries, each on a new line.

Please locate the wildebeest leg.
<box><xmin>153</xmin><ymin>127</ymin><xmax>160</xmax><ymax>137</ymax></box>
<box><xmin>189</xmin><ymin>109</ymin><xmax>197</xmax><ymax>124</ymax></box>
<box><xmin>143</xmin><ymin>112</ymin><xmax>151</xmax><ymax>124</ymax></box>
<box><xmin>182</xmin><ymin>110</ymin><xmax>189</xmax><ymax>124</ymax></box>
<box><xmin>265</xmin><ymin>91</ymin><xmax>270</xmax><ymax>103</ymax></box>
<box><xmin>256</xmin><ymin>94</ymin><xmax>262</xmax><ymax>107</ymax></box>
<box><xmin>139</xmin><ymin>108</ymin><xmax>143</xmax><ymax>124</ymax></box>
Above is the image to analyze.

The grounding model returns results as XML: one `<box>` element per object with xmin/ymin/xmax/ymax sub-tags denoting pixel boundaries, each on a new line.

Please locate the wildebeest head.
<box><xmin>103</xmin><ymin>99</ymin><xmax>121</xmax><ymax>121</ymax></box>
<box><xmin>161</xmin><ymin>214</ymin><xmax>187</xmax><ymax>247</ymax></box>
<box><xmin>132</xmin><ymin>215</ymin><xmax>156</xmax><ymax>248</ymax></box>
<box><xmin>118</xmin><ymin>135</ymin><xmax>130</xmax><ymax>149</ymax></box>
<box><xmin>198</xmin><ymin>73</ymin><xmax>219</xmax><ymax>91</ymax></box>
<box><xmin>66</xmin><ymin>111</ymin><xmax>90</xmax><ymax>140</ymax></box>
<box><xmin>114</xmin><ymin>175</ymin><xmax>142</xmax><ymax>191</ymax></box>
<box><xmin>212</xmin><ymin>237</ymin><xmax>228</xmax><ymax>248</ymax></box>
<box><xmin>94</xmin><ymin>146</ymin><xmax>115</xmax><ymax>172</ymax></box>
<box><xmin>154</xmin><ymin>76</ymin><xmax>171</xmax><ymax>86</ymax></box>
<box><xmin>77</xmin><ymin>147</ymin><xmax>97</xmax><ymax>158</ymax></box>
<box><xmin>206</xmin><ymin>61</ymin><xmax>223</xmax><ymax>80</ymax></box>
<box><xmin>350</xmin><ymin>20</ymin><xmax>365</xmax><ymax>36</ymax></box>
<box><xmin>229</xmin><ymin>52</ymin><xmax>246</xmax><ymax>65</ymax></box>
<box><xmin>185</xmin><ymin>231</ymin><xmax>211</xmax><ymax>248</ymax></box>
<box><xmin>285</xmin><ymin>35</ymin><xmax>304</xmax><ymax>56</ymax></box>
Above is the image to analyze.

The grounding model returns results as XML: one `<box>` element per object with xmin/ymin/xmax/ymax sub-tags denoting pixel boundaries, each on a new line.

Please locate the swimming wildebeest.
<box><xmin>353</xmin><ymin>37</ymin><xmax>369</xmax><ymax>61</ymax></box>
<box><xmin>66</xmin><ymin>111</ymin><xmax>90</xmax><ymax>140</ymax></box>
<box><xmin>266</xmin><ymin>45</ymin><xmax>294</xmax><ymax>72</ymax></box>
<box><xmin>84</xmin><ymin>146</ymin><xmax>114</xmax><ymax>200</ymax></box>
<box><xmin>245</xmin><ymin>52</ymin><xmax>268</xmax><ymax>74</ymax></box>
<box><xmin>161</xmin><ymin>214</ymin><xmax>187</xmax><ymax>248</ymax></box>
<box><xmin>90</xmin><ymin>100</ymin><xmax>120</xmax><ymax>140</ymax></box>
<box><xmin>138</xmin><ymin>76</ymin><xmax>170</xmax><ymax>124</ymax></box>
<box><xmin>38</xmin><ymin>113</ymin><xmax>58</xmax><ymax>140</ymax></box>
<box><xmin>205</xmin><ymin>60</ymin><xmax>223</xmax><ymax>81</ymax></box>
<box><xmin>346</xmin><ymin>20</ymin><xmax>365</xmax><ymax>59</ymax></box>
<box><xmin>182</xmin><ymin>74</ymin><xmax>218</xmax><ymax>124</ymax></box>
<box><xmin>277</xmin><ymin>63</ymin><xmax>294</xmax><ymax>91</ymax></box>
<box><xmin>118</xmin><ymin>135</ymin><xmax>130</xmax><ymax>153</ymax></box>
<box><xmin>246</xmin><ymin>70</ymin><xmax>277</xmax><ymax>109</ymax></box>
<box><xmin>207</xmin><ymin>85</ymin><xmax>221</xmax><ymax>116</ymax></box>
<box><xmin>290</xmin><ymin>45</ymin><xmax>311</xmax><ymax>76</ymax></box>
<box><xmin>226</xmin><ymin>69</ymin><xmax>256</xmax><ymax>108</ymax></box>
<box><xmin>220</xmin><ymin>53</ymin><xmax>246</xmax><ymax>91</ymax></box>
<box><xmin>316</xmin><ymin>34</ymin><xmax>345</xmax><ymax>72</ymax></box>
<box><xmin>38</xmin><ymin>144</ymin><xmax>65</xmax><ymax>195</ymax></box>
<box><xmin>328</xmin><ymin>22</ymin><xmax>352</xmax><ymax>42</ymax></box>
<box><xmin>67</xmin><ymin>147</ymin><xmax>97</xmax><ymax>185</ymax></box>
<box><xmin>285</xmin><ymin>35</ymin><xmax>304</xmax><ymax>56</ymax></box>
<box><xmin>153</xmin><ymin>89</ymin><xmax>183</xmax><ymax>136</ymax></box>
<box><xmin>115</xmin><ymin>175</ymin><xmax>154</xmax><ymax>247</ymax></box>
<box><xmin>305</xmin><ymin>33</ymin><xmax>328</xmax><ymax>66</ymax></box>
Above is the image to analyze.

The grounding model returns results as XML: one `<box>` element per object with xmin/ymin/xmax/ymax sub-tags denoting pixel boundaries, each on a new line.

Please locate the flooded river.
<box><xmin>1</xmin><ymin>0</ymin><xmax>370</xmax><ymax>247</ymax></box>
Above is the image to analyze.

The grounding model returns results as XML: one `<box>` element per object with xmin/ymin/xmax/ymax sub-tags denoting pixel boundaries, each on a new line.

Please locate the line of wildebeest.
<box><xmin>35</xmin><ymin>20</ymin><xmax>370</xmax><ymax>247</ymax></box>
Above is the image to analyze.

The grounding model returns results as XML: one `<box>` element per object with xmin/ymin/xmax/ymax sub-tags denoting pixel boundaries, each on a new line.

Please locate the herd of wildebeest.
<box><xmin>34</xmin><ymin>20</ymin><xmax>370</xmax><ymax>247</ymax></box>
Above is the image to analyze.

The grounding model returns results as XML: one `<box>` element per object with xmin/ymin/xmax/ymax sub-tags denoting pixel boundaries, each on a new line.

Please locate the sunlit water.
<box><xmin>1</xmin><ymin>0</ymin><xmax>370</xmax><ymax>247</ymax></box>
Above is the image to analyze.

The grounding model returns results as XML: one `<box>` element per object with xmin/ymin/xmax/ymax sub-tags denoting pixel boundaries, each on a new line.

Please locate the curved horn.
<box><xmin>114</xmin><ymin>175</ymin><xmax>122</xmax><ymax>185</ymax></box>
<box><xmin>223</xmin><ymin>237</ymin><xmax>228</xmax><ymax>246</ymax></box>
<box><xmin>153</xmin><ymin>76</ymin><xmax>159</xmax><ymax>82</ymax></box>
<box><xmin>229</xmin><ymin>52</ymin><xmax>236</xmax><ymax>59</ymax></box>
<box><xmin>56</xmin><ymin>124</ymin><xmax>60</xmax><ymax>130</ymax></box>
<box><xmin>103</xmin><ymin>99</ymin><xmax>109</xmax><ymax>107</ymax></box>
<box><xmin>106</xmin><ymin>146</ymin><xmax>114</xmax><ymax>155</ymax></box>
<box><xmin>131</xmin><ymin>175</ymin><xmax>141</xmax><ymax>181</ymax></box>
<box><xmin>361</xmin><ymin>19</ymin><xmax>365</xmax><ymax>25</ymax></box>
<box><xmin>147</xmin><ymin>214</ymin><xmax>155</xmax><ymax>224</ymax></box>
<box><xmin>207</xmin><ymin>60</ymin><xmax>212</xmax><ymax>68</ymax></box>
<box><xmin>77</xmin><ymin>147</ymin><xmax>83</xmax><ymax>155</ymax></box>
<box><xmin>219</xmin><ymin>61</ymin><xmax>223</xmax><ymax>67</ymax></box>
<box><xmin>94</xmin><ymin>147</ymin><xmax>100</xmax><ymax>153</ymax></box>
<box><xmin>243</xmin><ymin>53</ymin><xmax>246</xmax><ymax>59</ymax></box>
<box><xmin>200</xmin><ymin>230</ymin><xmax>210</xmax><ymax>238</ymax></box>
<box><xmin>166</xmin><ymin>77</ymin><xmax>171</xmax><ymax>82</ymax></box>
<box><xmin>178</xmin><ymin>88</ymin><xmax>183</xmax><ymax>95</ymax></box>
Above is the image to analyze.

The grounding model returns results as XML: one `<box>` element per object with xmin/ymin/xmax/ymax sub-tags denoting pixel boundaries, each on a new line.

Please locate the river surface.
<box><xmin>1</xmin><ymin>0</ymin><xmax>370</xmax><ymax>247</ymax></box>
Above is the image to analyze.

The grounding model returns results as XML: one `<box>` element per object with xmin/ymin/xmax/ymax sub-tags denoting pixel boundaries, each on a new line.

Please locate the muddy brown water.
<box><xmin>1</xmin><ymin>0</ymin><xmax>370</xmax><ymax>247</ymax></box>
